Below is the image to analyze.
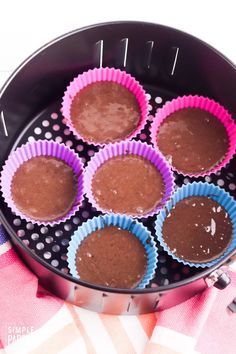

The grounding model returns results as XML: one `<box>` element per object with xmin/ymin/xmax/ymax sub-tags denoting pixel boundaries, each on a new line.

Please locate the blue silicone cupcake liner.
<box><xmin>67</xmin><ymin>214</ymin><xmax>158</xmax><ymax>288</ymax></box>
<box><xmin>155</xmin><ymin>182</ymin><xmax>236</xmax><ymax>268</ymax></box>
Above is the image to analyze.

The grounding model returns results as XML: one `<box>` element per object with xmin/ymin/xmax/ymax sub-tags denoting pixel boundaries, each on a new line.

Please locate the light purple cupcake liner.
<box><xmin>61</xmin><ymin>67</ymin><xmax>149</xmax><ymax>146</ymax></box>
<box><xmin>84</xmin><ymin>140</ymin><xmax>174</xmax><ymax>218</ymax></box>
<box><xmin>0</xmin><ymin>140</ymin><xmax>84</xmax><ymax>226</ymax></box>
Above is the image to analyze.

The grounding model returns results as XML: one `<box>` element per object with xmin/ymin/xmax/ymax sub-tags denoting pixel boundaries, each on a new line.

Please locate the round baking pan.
<box><xmin>0</xmin><ymin>21</ymin><xmax>235</xmax><ymax>314</ymax></box>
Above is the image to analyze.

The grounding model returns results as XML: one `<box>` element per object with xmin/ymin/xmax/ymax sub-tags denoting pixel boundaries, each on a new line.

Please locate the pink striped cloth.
<box><xmin>0</xmin><ymin>225</ymin><xmax>236</xmax><ymax>354</ymax></box>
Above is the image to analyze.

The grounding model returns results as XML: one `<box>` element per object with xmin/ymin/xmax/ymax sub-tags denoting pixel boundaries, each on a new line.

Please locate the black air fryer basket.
<box><xmin>0</xmin><ymin>21</ymin><xmax>235</xmax><ymax>315</ymax></box>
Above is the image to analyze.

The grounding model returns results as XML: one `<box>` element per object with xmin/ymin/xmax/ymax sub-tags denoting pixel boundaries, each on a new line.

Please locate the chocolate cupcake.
<box><xmin>84</xmin><ymin>141</ymin><xmax>174</xmax><ymax>218</ymax></box>
<box><xmin>67</xmin><ymin>214</ymin><xmax>158</xmax><ymax>289</ymax></box>
<box><xmin>61</xmin><ymin>67</ymin><xmax>148</xmax><ymax>146</ymax></box>
<box><xmin>0</xmin><ymin>140</ymin><xmax>84</xmax><ymax>225</ymax></box>
<box><xmin>155</xmin><ymin>182</ymin><xmax>236</xmax><ymax>267</ymax></box>
<box><xmin>151</xmin><ymin>95</ymin><xmax>236</xmax><ymax>176</ymax></box>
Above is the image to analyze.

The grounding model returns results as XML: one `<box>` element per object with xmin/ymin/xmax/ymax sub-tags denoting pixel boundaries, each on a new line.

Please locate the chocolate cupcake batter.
<box><xmin>11</xmin><ymin>156</ymin><xmax>78</xmax><ymax>221</ymax></box>
<box><xmin>162</xmin><ymin>196</ymin><xmax>232</xmax><ymax>263</ymax></box>
<box><xmin>76</xmin><ymin>226</ymin><xmax>147</xmax><ymax>288</ymax></box>
<box><xmin>157</xmin><ymin>108</ymin><xmax>229</xmax><ymax>174</ymax></box>
<box><xmin>92</xmin><ymin>155</ymin><xmax>164</xmax><ymax>215</ymax></box>
<box><xmin>70</xmin><ymin>82</ymin><xmax>141</xmax><ymax>144</ymax></box>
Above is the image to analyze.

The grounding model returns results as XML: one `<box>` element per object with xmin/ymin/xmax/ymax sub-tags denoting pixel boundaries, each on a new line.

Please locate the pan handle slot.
<box><xmin>120</xmin><ymin>38</ymin><xmax>129</xmax><ymax>68</ymax></box>
<box><xmin>0</xmin><ymin>111</ymin><xmax>8</xmax><ymax>137</ymax></box>
<box><xmin>153</xmin><ymin>293</ymin><xmax>163</xmax><ymax>310</ymax></box>
<box><xmin>170</xmin><ymin>46</ymin><xmax>179</xmax><ymax>76</ymax></box>
<box><xmin>94</xmin><ymin>39</ymin><xmax>104</xmax><ymax>68</ymax></box>
<box><xmin>146</xmin><ymin>40</ymin><xmax>154</xmax><ymax>69</ymax></box>
<box><xmin>126</xmin><ymin>295</ymin><xmax>135</xmax><ymax>313</ymax></box>
<box><xmin>153</xmin><ymin>298</ymin><xmax>159</xmax><ymax>311</ymax></box>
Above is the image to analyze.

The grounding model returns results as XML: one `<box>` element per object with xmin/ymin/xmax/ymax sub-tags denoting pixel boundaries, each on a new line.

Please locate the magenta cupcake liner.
<box><xmin>61</xmin><ymin>67</ymin><xmax>149</xmax><ymax>146</ymax></box>
<box><xmin>0</xmin><ymin>140</ymin><xmax>84</xmax><ymax>226</ymax></box>
<box><xmin>84</xmin><ymin>140</ymin><xmax>174</xmax><ymax>218</ymax></box>
<box><xmin>150</xmin><ymin>95</ymin><xmax>236</xmax><ymax>177</ymax></box>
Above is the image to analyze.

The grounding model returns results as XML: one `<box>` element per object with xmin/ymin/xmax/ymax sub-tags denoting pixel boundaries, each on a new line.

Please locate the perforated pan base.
<box><xmin>2</xmin><ymin>84</ymin><xmax>236</xmax><ymax>289</ymax></box>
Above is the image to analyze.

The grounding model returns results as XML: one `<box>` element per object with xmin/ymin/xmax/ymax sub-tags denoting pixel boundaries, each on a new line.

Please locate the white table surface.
<box><xmin>0</xmin><ymin>0</ymin><xmax>235</xmax><ymax>270</ymax></box>
<box><xmin>0</xmin><ymin>0</ymin><xmax>236</xmax><ymax>84</ymax></box>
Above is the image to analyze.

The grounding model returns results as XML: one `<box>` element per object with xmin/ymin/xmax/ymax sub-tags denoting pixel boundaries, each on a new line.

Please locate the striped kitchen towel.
<box><xmin>0</xmin><ymin>225</ymin><xmax>236</xmax><ymax>354</ymax></box>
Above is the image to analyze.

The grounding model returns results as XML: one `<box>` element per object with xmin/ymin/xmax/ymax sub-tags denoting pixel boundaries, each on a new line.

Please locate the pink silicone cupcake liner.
<box><xmin>0</xmin><ymin>140</ymin><xmax>84</xmax><ymax>226</ymax></box>
<box><xmin>150</xmin><ymin>95</ymin><xmax>236</xmax><ymax>177</ymax></box>
<box><xmin>84</xmin><ymin>140</ymin><xmax>174</xmax><ymax>218</ymax></box>
<box><xmin>61</xmin><ymin>67</ymin><xmax>149</xmax><ymax>146</ymax></box>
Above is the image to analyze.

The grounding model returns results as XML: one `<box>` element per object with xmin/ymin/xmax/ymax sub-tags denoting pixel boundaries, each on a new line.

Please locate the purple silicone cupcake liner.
<box><xmin>0</xmin><ymin>140</ymin><xmax>84</xmax><ymax>226</ymax></box>
<box><xmin>61</xmin><ymin>67</ymin><xmax>149</xmax><ymax>146</ymax></box>
<box><xmin>84</xmin><ymin>140</ymin><xmax>174</xmax><ymax>218</ymax></box>
<box><xmin>150</xmin><ymin>95</ymin><xmax>236</xmax><ymax>177</ymax></box>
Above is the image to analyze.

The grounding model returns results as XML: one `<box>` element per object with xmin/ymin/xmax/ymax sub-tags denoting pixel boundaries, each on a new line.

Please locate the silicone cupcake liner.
<box><xmin>150</xmin><ymin>95</ymin><xmax>236</xmax><ymax>177</ymax></box>
<box><xmin>67</xmin><ymin>213</ymin><xmax>158</xmax><ymax>289</ymax></box>
<box><xmin>0</xmin><ymin>140</ymin><xmax>84</xmax><ymax>226</ymax></box>
<box><xmin>84</xmin><ymin>140</ymin><xmax>175</xmax><ymax>218</ymax></box>
<box><xmin>61</xmin><ymin>67</ymin><xmax>149</xmax><ymax>146</ymax></box>
<box><xmin>155</xmin><ymin>182</ymin><xmax>236</xmax><ymax>268</ymax></box>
